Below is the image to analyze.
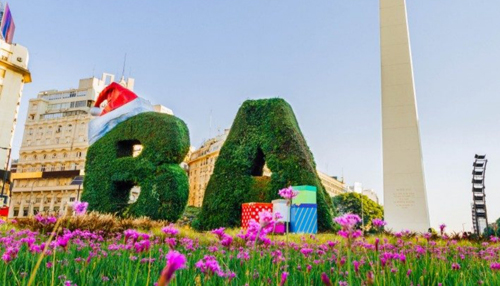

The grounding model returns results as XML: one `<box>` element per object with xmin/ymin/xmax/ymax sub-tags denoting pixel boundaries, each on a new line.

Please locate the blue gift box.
<box><xmin>290</xmin><ymin>204</ymin><xmax>317</xmax><ymax>234</ymax></box>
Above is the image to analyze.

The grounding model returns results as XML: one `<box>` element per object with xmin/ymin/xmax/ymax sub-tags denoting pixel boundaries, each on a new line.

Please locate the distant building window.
<box><xmin>69</xmin><ymin>197</ymin><xmax>75</xmax><ymax>202</ymax></box>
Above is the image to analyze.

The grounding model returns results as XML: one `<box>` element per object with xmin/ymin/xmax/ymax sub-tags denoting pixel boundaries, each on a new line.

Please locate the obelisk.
<box><xmin>381</xmin><ymin>0</ymin><xmax>430</xmax><ymax>232</ymax></box>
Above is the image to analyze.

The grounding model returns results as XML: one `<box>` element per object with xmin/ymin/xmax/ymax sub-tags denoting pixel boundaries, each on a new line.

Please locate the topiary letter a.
<box><xmin>195</xmin><ymin>98</ymin><xmax>334</xmax><ymax>231</ymax></box>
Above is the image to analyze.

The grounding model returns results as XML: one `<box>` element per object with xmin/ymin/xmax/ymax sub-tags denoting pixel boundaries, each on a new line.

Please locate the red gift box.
<box><xmin>241</xmin><ymin>203</ymin><xmax>273</xmax><ymax>229</ymax></box>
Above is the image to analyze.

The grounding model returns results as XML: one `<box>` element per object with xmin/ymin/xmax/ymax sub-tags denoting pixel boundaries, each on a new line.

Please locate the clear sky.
<box><xmin>7</xmin><ymin>1</ymin><xmax>500</xmax><ymax>232</ymax></box>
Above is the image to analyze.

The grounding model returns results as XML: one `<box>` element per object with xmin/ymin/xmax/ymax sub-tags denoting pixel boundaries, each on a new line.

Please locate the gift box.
<box><xmin>292</xmin><ymin>185</ymin><xmax>317</xmax><ymax>205</ymax></box>
<box><xmin>290</xmin><ymin>204</ymin><xmax>317</xmax><ymax>234</ymax></box>
<box><xmin>272</xmin><ymin>199</ymin><xmax>289</xmax><ymax>222</ymax></box>
<box><xmin>272</xmin><ymin>222</ymin><xmax>286</xmax><ymax>234</ymax></box>
<box><xmin>241</xmin><ymin>202</ymin><xmax>273</xmax><ymax>229</ymax></box>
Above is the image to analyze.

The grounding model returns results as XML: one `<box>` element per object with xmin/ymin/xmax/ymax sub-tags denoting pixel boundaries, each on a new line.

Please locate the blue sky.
<box><xmin>8</xmin><ymin>1</ymin><xmax>500</xmax><ymax>232</ymax></box>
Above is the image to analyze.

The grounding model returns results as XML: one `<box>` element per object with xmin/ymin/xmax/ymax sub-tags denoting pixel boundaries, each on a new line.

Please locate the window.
<box><xmin>28</xmin><ymin>129</ymin><xmax>33</xmax><ymax>135</ymax></box>
<box><xmin>23</xmin><ymin>208</ymin><xmax>28</xmax><ymax>216</ymax></box>
<box><xmin>13</xmin><ymin>208</ymin><xmax>19</xmax><ymax>217</ymax></box>
<box><xmin>69</xmin><ymin>197</ymin><xmax>75</xmax><ymax>202</ymax></box>
<box><xmin>0</xmin><ymin>69</ymin><xmax>6</xmax><ymax>78</ymax></box>
<box><xmin>41</xmin><ymin>110</ymin><xmax>87</xmax><ymax>120</ymax></box>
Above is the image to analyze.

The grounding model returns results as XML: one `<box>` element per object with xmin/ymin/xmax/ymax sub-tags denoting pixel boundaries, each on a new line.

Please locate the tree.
<box><xmin>332</xmin><ymin>192</ymin><xmax>384</xmax><ymax>231</ymax></box>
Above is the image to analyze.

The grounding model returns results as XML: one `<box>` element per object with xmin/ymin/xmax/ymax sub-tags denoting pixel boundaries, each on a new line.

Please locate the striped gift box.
<box><xmin>290</xmin><ymin>204</ymin><xmax>317</xmax><ymax>234</ymax></box>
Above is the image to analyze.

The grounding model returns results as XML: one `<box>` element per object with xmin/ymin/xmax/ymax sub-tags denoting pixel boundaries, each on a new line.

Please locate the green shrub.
<box><xmin>195</xmin><ymin>98</ymin><xmax>335</xmax><ymax>231</ymax></box>
<box><xmin>82</xmin><ymin>112</ymin><xmax>190</xmax><ymax>222</ymax></box>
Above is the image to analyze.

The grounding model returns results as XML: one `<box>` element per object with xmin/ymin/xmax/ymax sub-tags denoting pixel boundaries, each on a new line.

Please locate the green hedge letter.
<box><xmin>195</xmin><ymin>98</ymin><xmax>335</xmax><ymax>231</ymax></box>
<box><xmin>82</xmin><ymin>112</ymin><xmax>190</xmax><ymax>222</ymax></box>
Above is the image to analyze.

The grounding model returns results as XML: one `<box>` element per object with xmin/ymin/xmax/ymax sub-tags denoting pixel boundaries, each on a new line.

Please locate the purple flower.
<box><xmin>278</xmin><ymin>186</ymin><xmax>299</xmax><ymax>200</ymax></box>
<box><xmin>158</xmin><ymin>250</ymin><xmax>187</xmax><ymax>286</ymax></box>
<box><xmin>490</xmin><ymin>262</ymin><xmax>500</xmax><ymax>271</ymax></box>
<box><xmin>353</xmin><ymin>260</ymin><xmax>360</xmax><ymax>272</ymax></box>
<box><xmin>334</xmin><ymin>213</ymin><xmax>361</xmax><ymax>229</ymax></box>
<box><xmin>195</xmin><ymin>255</ymin><xmax>224</xmax><ymax>277</ymax></box>
<box><xmin>452</xmin><ymin>263</ymin><xmax>460</xmax><ymax>270</ymax></box>
<box><xmin>280</xmin><ymin>272</ymin><xmax>288</xmax><ymax>286</ymax></box>
<box><xmin>73</xmin><ymin>201</ymin><xmax>88</xmax><ymax>216</ymax></box>
<box><xmin>439</xmin><ymin>224</ymin><xmax>446</xmax><ymax>235</ymax></box>
<box><xmin>211</xmin><ymin>227</ymin><xmax>225</xmax><ymax>239</ymax></box>
<box><xmin>334</xmin><ymin>214</ymin><xmax>362</xmax><ymax>242</ymax></box>
<box><xmin>35</xmin><ymin>213</ymin><xmax>57</xmax><ymax>225</ymax></box>
<box><xmin>321</xmin><ymin>272</ymin><xmax>333</xmax><ymax>286</ymax></box>
<box><xmin>372</xmin><ymin>218</ymin><xmax>386</xmax><ymax>228</ymax></box>
<box><xmin>300</xmin><ymin>248</ymin><xmax>314</xmax><ymax>257</ymax></box>
<box><xmin>259</xmin><ymin>210</ymin><xmax>274</xmax><ymax>227</ymax></box>
<box><xmin>162</xmin><ymin>224</ymin><xmax>179</xmax><ymax>237</ymax></box>
<box><xmin>56</xmin><ymin>235</ymin><xmax>71</xmax><ymax>250</ymax></box>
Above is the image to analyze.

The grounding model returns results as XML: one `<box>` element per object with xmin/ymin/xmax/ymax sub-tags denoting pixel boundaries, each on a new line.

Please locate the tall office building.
<box><xmin>8</xmin><ymin>74</ymin><xmax>133</xmax><ymax>218</ymax></box>
<box><xmin>0</xmin><ymin>39</ymin><xmax>31</xmax><ymax>206</ymax></box>
<box><xmin>381</xmin><ymin>0</ymin><xmax>430</xmax><ymax>231</ymax></box>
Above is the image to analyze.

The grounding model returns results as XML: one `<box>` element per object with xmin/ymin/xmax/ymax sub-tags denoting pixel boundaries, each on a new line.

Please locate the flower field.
<box><xmin>1</xmin><ymin>213</ymin><xmax>500</xmax><ymax>286</ymax></box>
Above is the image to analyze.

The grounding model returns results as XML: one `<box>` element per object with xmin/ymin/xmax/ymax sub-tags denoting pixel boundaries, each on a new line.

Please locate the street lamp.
<box><xmin>0</xmin><ymin>146</ymin><xmax>12</xmax><ymax>205</ymax></box>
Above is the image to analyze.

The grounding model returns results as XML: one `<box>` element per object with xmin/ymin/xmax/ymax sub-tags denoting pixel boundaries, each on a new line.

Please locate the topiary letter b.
<box><xmin>82</xmin><ymin>112</ymin><xmax>190</xmax><ymax>222</ymax></box>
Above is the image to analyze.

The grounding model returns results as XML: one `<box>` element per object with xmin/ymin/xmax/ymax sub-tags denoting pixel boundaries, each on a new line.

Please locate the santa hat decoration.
<box><xmin>91</xmin><ymin>82</ymin><xmax>138</xmax><ymax>116</ymax></box>
<box><xmin>88</xmin><ymin>82</ymin><xmax>154</xmax><ymax>145</ymax></box>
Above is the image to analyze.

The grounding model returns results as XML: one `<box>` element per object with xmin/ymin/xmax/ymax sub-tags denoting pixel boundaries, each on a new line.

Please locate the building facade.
<box><xmin>187</xmin><ymin>130</ymin><xmax>229</xmax><ymax>207</ymax></box>
<box><xmin>0</xmin><ymin>39</ymin><xmax>31</xmax><ymax>205</ymax></box>
<box><xmin>361</xmin><ymin>189</ymin><xmax>379</xmax><ymax>204</ymax></box>
<box><xmin>8</xmin><ymin>74</ymin><xmax>133</xmax><ymax>218</ymax></box>
<box><xmin>187</xmin><ymin>129</ymin><xmax>345</xmax><ymax>207</ymax></box>
<box><xmin>317</xmin><ymin>171</ymin><xmax>345</xmax><ymax>197</ymax></box>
